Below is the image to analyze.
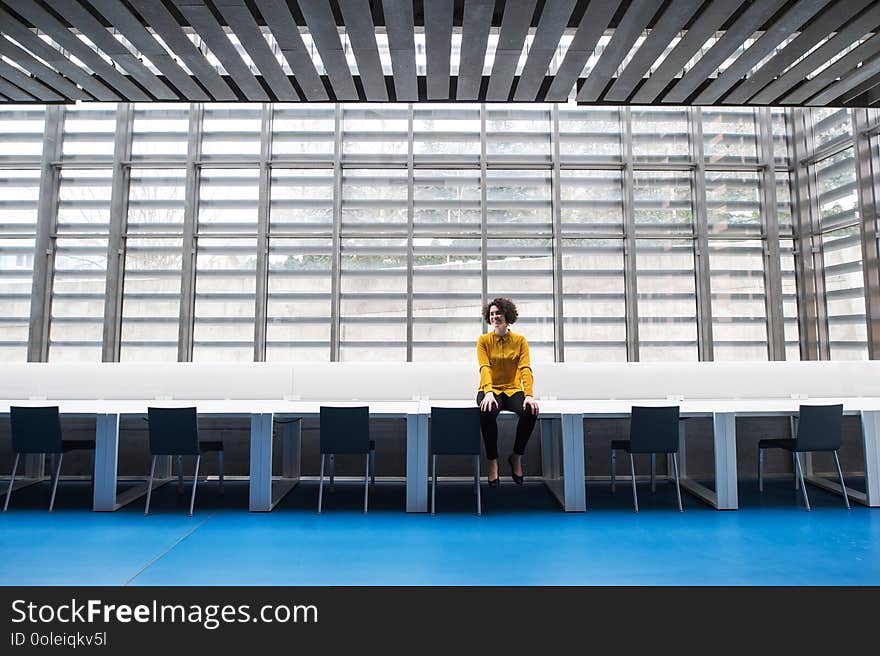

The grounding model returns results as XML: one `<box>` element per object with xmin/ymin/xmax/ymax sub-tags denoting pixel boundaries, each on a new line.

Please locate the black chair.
<box><xmin>318</xmin><ymin>406</ymin><xmax>374</xmax><ymax>513</ymax></box>
<box><xmin>4</xmin><ymin>406</ymin><xmax>95</xmax><ymax>512</ymax></box>
<box><xmin>611</xmin><ymin>406</ymin><xmax>682</xmax><ymax>513</ymax></box>
<box><xmin>758</xmin><ymin>404</ymin><xmax>849</xmax><ymax>511</ymax></box>
<box><xmin>430</xmin><ymin>407</ymin><xmax>482</xmax><ymax>515</ymax></box>
<box><xmin>145</xmin><ymin>407</ymin><xmax>224</xmax><ymax>516</ymax></box>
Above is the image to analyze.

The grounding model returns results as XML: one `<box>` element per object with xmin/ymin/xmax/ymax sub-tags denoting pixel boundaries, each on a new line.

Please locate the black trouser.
<box><xmin>476</xmin><ymin>391</ymin><xmax>537</xmax><ymax>460</ymax></box>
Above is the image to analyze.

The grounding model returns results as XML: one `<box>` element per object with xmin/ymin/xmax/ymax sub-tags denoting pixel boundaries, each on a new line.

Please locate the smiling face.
<box><xmin>488</xmin><ymin>305</ymin><xmax>508</xmax><ymax>333</ymax></box>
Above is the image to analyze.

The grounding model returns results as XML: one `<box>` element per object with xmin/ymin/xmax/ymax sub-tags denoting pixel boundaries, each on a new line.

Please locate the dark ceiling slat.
<box><xmin>86</xmin><ymin>0</ymin><xmax>209</xmax><ymax>101</ymax></box>
<box><xmin>854</xmin><ymin>78</ymin><xmax>880</xmax><ymax>106</ymax></box>
<box><xmin>297</xmin><ymin>0</ymin><xmax>358</xmax><ymax>101</ymax></box>
<box><xmin>723</xmin><ymin>0</ymin><xmax>873</xmax><ymax>105</ymax></box>
<box><xmin>544</xmin><ymin>0</ymin><xmax>620</xmax><ymax>102</ymax></box>
<box><xmin>630</xmin><ymin>0</ymin><xmax>743</xmax><ymax>104</ymax></box>
<box><xmin>486</xmin><ymin>0</ymin><xmax>538</xmax><ymax>101</ymax></box>
<box><xmin>0</xmin><ymin>60</ymin><xmax>63</xmax><ymax>101</ymax></box>
<box><xmin>833</xmin><ymin>70</ymin><xmax>880</xmax><ymax>107</ymax></box>
<box><xmin>807</xmin><ymin>50</ymin><xmax>880</xmax><ymax>106</ymax></box>
<box><xmin>514</xmin><ymin>0</ymin><xmax>578</xmax><ymax>101</ymax></box>
<box><xmin>456</xmin><ymin>0</ymin><xmax>494</xmax><ymax>101</ymax></box>
<box><xmin>382</xmin><ymin>0</ymin><xmax>417</xmax><ymax>101</ymax></box>
<box><xmin>10</xmin><ymin>0</ymin><xmax>151</xmax><ymax>101</ymax></box>
<box><xmin>577</xmin><ymin>0</ymin><xmax>664</xmax><ymax>103</ymax></box>
<box><xmin>127</xmin><ymin>0</ymin><xmax>236</xmax><ymax>100</ymax></box>
<box><xmin>0</xmin><ymin>35</ymin><xmax>91</xmax><ymax>100</ymax></box>
<box><xmin>424</xmin><ymin>0</ymin><xmax>453</xmax><ymax>100</ymax></box>
<box><xmin>0</xmin><ymin>8</ymin><xmax>118</xmax><ymax>101</ymax></box>
<box><xmin>170</xmin><ymin>0</ymin><xmax>269</xmax><ymax>101</ymax></box>
<box><xmin>695</xmin><ymin>0</ymin><xmax>834</xmax><ymax>105</ymax></box>
<box><xmin>211</xmin><ymin>0</ymin><xmax>299</xmax><ymax>101</ymax></box>
<box><xmin>662</xmin><ymin>0</ymin><xmax>787</xmax><ymax>104</ymax></box>
<box><xmin>43</xmin><ymin>0</ymin><xmax>178</xmax><ymax>100</ymax></box>
<box><xmin>751</xmin><ymin>6</ymin><xmax>880</xmax><ymax>105</ymax></box>
<box><xmin>781</xmin><ymin>33</ymin><xmax>880</xmax><ymax>105</ymax></box>
<box><xmin>604</xmin><ymin>0</ymin><xmax>701</xmax><ymax>103</ymax></box>
<box><xmin>253</xmin><ymin>0</ymin><xmax>327</xmax><ymax>101</ymax></box>
<box><xmin>338</xmin><ymin>0</ymin><xmax>388</xmax><ymax>101</ymax></box>
<box><xmin>0</xmin><ymin>76</ymin><xmax>35</xmax><ymax>102</ymax></box>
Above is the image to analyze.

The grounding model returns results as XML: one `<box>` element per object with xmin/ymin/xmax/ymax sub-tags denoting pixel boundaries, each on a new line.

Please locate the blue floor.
<box><xmin>2</xmin><ymin>477</ymin><xmax>879</xmax><ymax>585</ymax></box>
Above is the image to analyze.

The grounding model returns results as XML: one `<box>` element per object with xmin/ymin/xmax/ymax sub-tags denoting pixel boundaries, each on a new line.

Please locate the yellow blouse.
<box><xmin>476</xmin><ymin>331</ymin><xmax>534</xmax><ymax>397</ymax></box>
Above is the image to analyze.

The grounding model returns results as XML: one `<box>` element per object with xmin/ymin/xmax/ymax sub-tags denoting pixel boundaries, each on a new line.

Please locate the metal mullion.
<box><xmin>28</xmin><ymin>105</ymin><xmax>63</xmax><ymax>363</ymax></box>
<box><xmin>254</xmin><ymin>103</ymin><xmax>272</xmax><ymax>362</ymax></box>
<box><xmin>622</xmin><ymin>107</ymin><xmax>639</xmax><ymax>362</ymax></box>
<box><xmin>800</xmin><ymin>133</ymin><xmax>854</xmax><ymax>167</ymax></box>
<box><xmin>480</xmin><ymin>103</ymin><xmax>488</xmax><ymax>316</ymax></box>
<box><xmin>330</xmin><ymin>104</ymin><xmax>343</xmax><ymax>362</ymax></box>
<box><xmin>406</xmin><ymin>104</ymin><xmax>414</xmax><ymax>362</ymax></box>
<box><xmin>805</xmin><ymin>111</ymin><xmax>831</xmax><ymax>360</ymax></box>
<box><xmin>689</xmin><ymin>107</ymin><xmax>713</xmax><ymax>362</ymax></box>
<box><xmin>551</xmin><ymin>104</ymin><xmax>564</xmax><ymax>362</ymax></box>
<box><xmin>852</xmin><ymin>108</ymin><xmax>880</xmax><ymax>359</ymax></box>
<box><xmin>758</xmin><ymin>108</ymin><xmax>785</xmax><ymax>361</ymax></box>
<box><xmin>177</xmin><ymin>104</ymin><xmax>203</xmax><ymax>363</ymax></box>
<box><xmin>102</xmin><ymin>103</ymin><xmax>133</xmax><ymax>363</ymax></box>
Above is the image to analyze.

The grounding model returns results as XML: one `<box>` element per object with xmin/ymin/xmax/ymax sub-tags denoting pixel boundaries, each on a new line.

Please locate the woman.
<box><xmin>476</xmin><ymin>298</ymin><xmax>539</xmax><ymax>486</ymax></box>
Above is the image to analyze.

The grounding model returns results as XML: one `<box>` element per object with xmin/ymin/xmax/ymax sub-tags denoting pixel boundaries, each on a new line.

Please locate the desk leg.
<box><xmin>93</xmin><ymin>413</ymin><xmax>119</xmax><ymax>511</ymax></box>
<box><xmin>249</xmin><ymin>413</ymin><xmax>273</xmax><ymax>512</ymax></box>
<box><xmin>861</xmin><ymin>411</ymin><xmax>880</xmax><ymax>507</ymax></box>
<box><xmin>713</xmin><ymin>412</ymin><xmax>738</xmax><ymax>510</ymax></box>
<box><xmin>560</xmin><ymin>414</ymin><xmax>586</xmax><ymax>512</ymax></box>
<box><xmin>406</xmin><ymin>413</ymin><xmax>428</xmax><ymax>512</ymax></box>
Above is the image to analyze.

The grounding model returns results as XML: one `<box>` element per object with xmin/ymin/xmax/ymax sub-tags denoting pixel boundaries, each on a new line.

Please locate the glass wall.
<box><xmin>5</xmin><ymin>101</ymin><xmax>875</xmax><ymax>364</ymax></box>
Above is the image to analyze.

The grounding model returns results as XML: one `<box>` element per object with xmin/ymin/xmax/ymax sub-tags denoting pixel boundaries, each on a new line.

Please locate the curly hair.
<box><xmin>483</xmin><ymin>297</ymin><xmax>519</xmax><ymax>325</ymax></box>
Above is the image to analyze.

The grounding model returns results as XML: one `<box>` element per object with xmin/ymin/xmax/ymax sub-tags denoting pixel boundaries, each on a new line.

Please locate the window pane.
<box><xmin>632</xmin><ymin>107</ymin><xmax>689</xmax><ymax>163</ymax></box>
<box><xmin>62</xmin><ymin>105</ymin><xmax>116</xmax><ymax>160</ymax></box>
<box><xmin>486</xmin><ymin>170</ymin><xmax>552</xmax><ymax>234</ymax></box>
<box><xmin>342</xmin><ymin>105</ymin><xmax>408</xmax><ymax>162</ymax></box>
<box><xmin>198</xmin><ymin>168</ymin><xmax>260</xmax><ymax>233</ymax></box>
<box><xmin>815</xmin><ymin>147</ymin><xmax>858</xmax><ymax>231</ymax></box>
<box><xmin>705</xmin><ymin>170</ymin><xmax>761</xmax><ymax>235</ymax></box>
<box><xmin>560</xmin><ymin>170</ymin><xmax>623</xmax><ymax>234</ymax></box>
<box><xmin>0</xmin><ymin>238</ymin><xmax>35</xmax><ymax>361</ymax></box>
<box><xmin>413</xmin><ymin>169</ymin><xmax>481</xmax><ymax>235</ymax></box>
<box><xmin>270</xmin><ymin>168</ymin><xmax>334</xmax><ymax>232</ymax></box>
<box><xmin>0</xmin><ymin>106</ymin><xmax>45</xmax><ymax>162</ymax></box>
<box><xmin>58</xmin><ymin>169</ymin><xmax>113</xmax><ymax>234</ymax></box>
<box><xmin>272</xmin><ymin>104</ymin><xmax>335</xmax><ymax>159</ymax></box>
<box><xmin>558</xmin><ymin>107</ymin><xmax>621</xmax><ymax>163</ymax></box>
<box><xmin>413</xmin><ymin>105</ymin><xmax>481</xmax><ymax>164</ymax></box>
<box><xmin>201</xmin><ymin>104</ymin><xmax>262</xmax><ymax>159</ymax></box>
<box><xmin>342</xmin><ymin>169</ymin><xmax>408</xmax><ymax>230</ymax></box>
<box><xmin>127</xmin><ymin>168</ymin><xmax>186</xmax><ymax>233</ymax></box>
<box><xmin>633</xmin><ymin>171</ymin><xmax>693</xmax><ymax>235</ymax></box>
<box><xmin>702</xmin><ymin>108</ymin><xmax>758</xmax><ymax>165</ymax></box>
<box><xmin>486</xmin><ymin>106</ymin><xmax>551</xmax><ymax>164</ymax></box>
<box><xmin>780</xmin><ymin>239</ymin><xmax>800</xmax><ymax>361</ymax></box>
<box><xmin>131</xmin><ymin>104</ymin><xmax>189</xmax><ymax>160</ymax></box>
<box><xmin>823</xmin><ymin>226</ymin><xmax>867</xmax><ymax>360</ymax></box>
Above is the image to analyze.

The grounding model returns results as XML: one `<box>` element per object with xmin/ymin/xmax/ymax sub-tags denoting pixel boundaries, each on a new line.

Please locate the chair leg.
<box><xmin>650</xmin><ymin>453</ymin><xmax>656</xmax><ymax>493</ymax></box>
<box><xmin>431</xmin><ymin>454</ymin><xmax>437</xmax><ymax>515</ymax></box>
<box><xmin>758</xmin><ymin>448</ymin><xmax>764</xmax><ymax>492</ymax></box>
<box><xmin>218</xmin><ymin>451</ymin><xmax>224</xmax><ymax>496</ymax></box>
<box><xmin>370</xmin><ymin>446</ymin><xmax>376</xmax><ymax>487</ymax></box>
<box><xmin>475</xmin><ymin>455</ymin><xmax>481</xmax><ymax>516</ymax></box>
<box><xmin>145</xmin><ymin>455</ymin><xmax>157</xmax><ymax>515</ymax></box>
<box><xmin>363</xmin><ymin>454</ymin><xmax>369</xmax><ymax>514</ymax></box>
<box><xmin>189</xmin><ymin>455</ymin><xmax>201</xmax><ymax>517</ymax></box>
<box><xmin>793</xmin><ymin>452</ymin><xmax>810</xmax><ymax>511</ymax></box>
<box><xmin>833</xmin><ymin>451</ymin><xmax>850</xmax><ymax>510</ymax></box>
<box><xmin>610</xmin><ymin>449</ymin><xmax>616</xmax><ymax>494</ymax></box>
<box><xmin>49</xmin><ymin>453</ymin><xmax>63</xmax><ymax>512</ymax></box>
<box><xmin>672</xmin><ymin>453</ymin><xmax>682</xmax><ymax>512</ymax></box>
<box><xmin>629</xmin><ymin>452</ymin><xmax>639</xmax><ymax>513</ymax></box>
<box><xmin>317</xmin><ymin>454</ymin><xmax>325</xmax><ymax>514</ymax></box>
<box><xmin>4</xmin><ymin>453</ymin><xmax>20</xmax><ymax>512</ymax></box>
<box><xmin>177</xmin><ymin>455</ymin><xmax>183</xmax><ymax>495</ymax></box>
<box><xmin>329</xmin><ymin>454</ymin><xmax>335</xmax><ymax>492</ymax></box>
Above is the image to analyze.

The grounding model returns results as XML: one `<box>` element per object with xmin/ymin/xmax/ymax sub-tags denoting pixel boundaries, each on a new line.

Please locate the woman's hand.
<box><xmin>480</xmin><ymin>392</ymin><xmax>499</xmax><ymax>412</ymax></box>
<box><xmin>523</xmin><ymin>396</ymin><xmax>539</xmax><ymax>415</ymax></box>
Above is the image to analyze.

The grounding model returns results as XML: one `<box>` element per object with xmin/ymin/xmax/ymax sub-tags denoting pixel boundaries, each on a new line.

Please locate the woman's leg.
<box><xmin>502</xmin><ymin>392</ymin><xmax>538</xmax><ymax>456</ymax></box>
<box><xmin>476</xmin><ymin>392</ymin><xmax>501</xmax><ymax>479</ymax></box>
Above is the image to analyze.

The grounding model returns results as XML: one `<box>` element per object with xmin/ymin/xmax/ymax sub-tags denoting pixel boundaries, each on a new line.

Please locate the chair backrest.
<box><xmin>319</xmin><ymin>406</ymin><xmax>370</xmax><ymax>455</ymax></box>
<box><xmin>147</xmin><ymin>407</ymin><xmax>200</xmax><ymax>456</ymax></box>
<box><xmin>430</xmin><ymin>407</ymin><xmax>481</xmax><ymax>456</ymax></box>
<box><xmin>628</xmin><ymin>406</ymin><xmax>680</xmax><ymax>453</ymax></box>
<box><xmin>795</xmin><ymin>404</ymin><xmax>843</xmax><ymax>451</ymax></box>
<box><xmin>10</xmin><ymin>406</ymin><xmax>63</xmax><ymax>454</ymax></box>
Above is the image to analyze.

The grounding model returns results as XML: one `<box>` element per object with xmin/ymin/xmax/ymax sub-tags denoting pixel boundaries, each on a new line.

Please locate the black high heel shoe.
<box><xmin>508</xmin><ymin>455</ymin><xmax>524</xmax><ymax>486</ymax></box>
<box><xmin>488</xmin><ymin>461</ymin><xmax>500</xmax><ymax>487</ymax></box>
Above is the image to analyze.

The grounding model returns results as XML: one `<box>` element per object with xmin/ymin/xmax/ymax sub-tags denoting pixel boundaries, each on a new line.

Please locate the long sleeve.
<box><xmin>477</xmin><ymin>336</ymin><xmax>493</xmax><ymax>392</ymax></box>
<box><xmin>518</xmin><ymin>337</ymin><xmax>534</xmax><ymax>397</ymax></box>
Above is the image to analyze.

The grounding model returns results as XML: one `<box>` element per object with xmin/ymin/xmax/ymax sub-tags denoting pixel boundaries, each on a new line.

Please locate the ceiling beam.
<box><xmin>297</xmin><ymin>0</ymin><xmax>358</xmax><ymax>101</ymax></box>
<box><xmin>382</xmin><ymin>0</ymin><xmax>417</xmax><ymax>101</ymax></box>
<box><xmin>486</xmin><ymin>0</ymin><xmax>537</xmax><ymax>101</ymax></box>
<box><xmin>807</xmin><ymin>50</ymin><xmax>880</xmax><ymax>106</ymax></box>
<box><xmin>577</xmin><ymin>0</ymin><xmax>664</xmax><ymax>102</ymax></box>
<box><xmin>545</xmin><ymin>0</ymin><xmax>620</xmax><ymax>102</ymax></box>
<box><xmin>0</xmin><ymin>76</ymin><xmax>35</xmax><ymax>101</ymax></box>
<box><xmin>338</xmin><ymin>0</ymin><xmax>388</xmax><ymax>101</ymax></box>
<box><xmin>170</xmin><ymin>0</ymin><xmax>269</xmax><ymax>101</ymax></box>
<box><xmin>424</xmin><ymin>0</ymin><xmax>453</xmax><ymax>100</ymax></box>
<box><xmin>514</xmin><ymin>0</ymin><xmax>578</xmax><ymax>101</ymax></box>
<box><xmin>0</xmin><ymin>60</ymin><xmax>63</xmax><ymax>102</ymax></box>
<box><xmin>456</xmin><ymin>0</ymin><xmax>494</xmax><ymax>101</ymax></box>
<box><xmin>127</xmin><ymin>0</ymin><xmax>237</xmax><ymax>101</ymax></box>
<box><xmin>630</xmin><ymin>0</ymin><xmax>743</xmax><ymax>104</ymax></box>
<box><xmin>0</xmin><ymin>35</ymin><xmax>91</xmax><ymax>101</ymax></box>
<box><xmin>662</xmin><ymin>0</ymin><xmax>788</xmax><ymax>103</ymax></box>
<box><xmin>723</xmin><ymin>0</ymin><xmax>873</xmax><ymax>105</ymax></box>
